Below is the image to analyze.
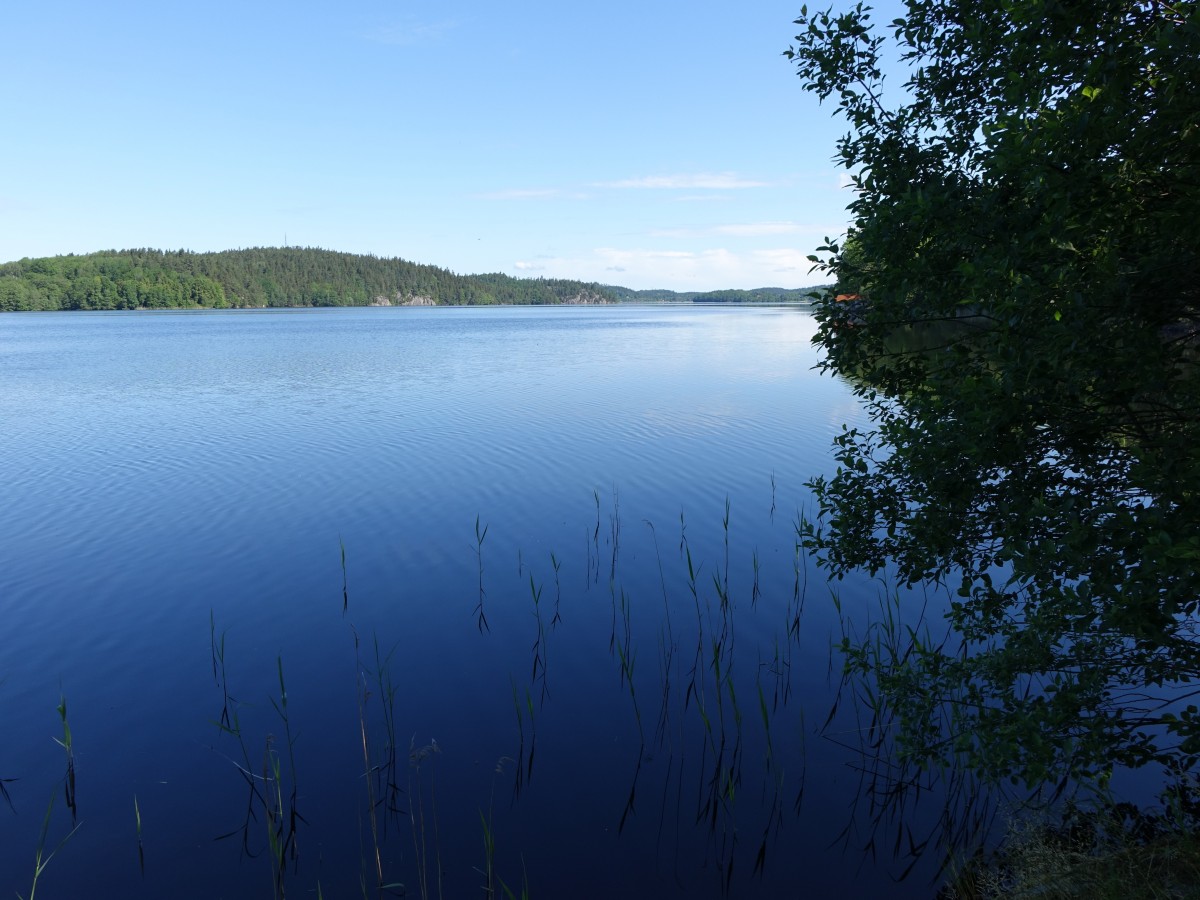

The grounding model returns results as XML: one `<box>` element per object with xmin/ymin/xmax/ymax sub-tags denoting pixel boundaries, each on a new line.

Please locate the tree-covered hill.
<box><xmin>0</xmin><ymin>247</ymin><xmax>623</xmax><ymax>311</ymax></box>
<box><xmin>0</xmin><ymin>247</ymin><xmax>820</xmax><ymax>314</ymax></box>
<box><xmin>0</xmin><ymin>247</ymin><xmax>825</xmax><ymax>311</ymax></box>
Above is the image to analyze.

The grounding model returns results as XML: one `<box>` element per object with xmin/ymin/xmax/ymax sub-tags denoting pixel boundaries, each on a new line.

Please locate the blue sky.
<box><xmin>1</xmin><ymin>1</ymin><xmax>894</xmax><ymax>290</ymax></box>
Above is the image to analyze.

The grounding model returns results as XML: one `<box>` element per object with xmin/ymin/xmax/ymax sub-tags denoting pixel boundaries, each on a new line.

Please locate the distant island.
<box><xmin>0</xmin><ymin>247</ymin><xmax>823</xmax><ymax>312</ymax></box>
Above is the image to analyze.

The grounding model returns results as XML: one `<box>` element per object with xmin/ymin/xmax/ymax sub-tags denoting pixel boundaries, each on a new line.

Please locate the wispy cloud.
<box><xmin>475</xmin><ymin>188</ymin><xmax>588</xmax><ymax>201</ymax></box>
<box><xmin>503</xmin><ymin>246</ymin><xmax>827</xmax><ymax>291</ymax></box>
<box><xmin>596</xmin><ymin>173</ymin><xmax>769</xmax><ymax>190</ymax></box>
<box><xmin>477</xmin><ymin>173</ymin><xmax>768</xmax><ymax>202</ymax></box>
<box><xmin>364</xmin><ymin>18</ymin><xmax>459</xmax><ymax>46</ymax></box>
<box><xmin>716</xmin><ymin>222</ymin><xmax>803</xmax><ymax>237</ymax></box>
<box><xmin>751</xmin><ymin>248</ymin><xmax>816</xmax><ymax>276</ymax></box>
<box><xmin>648</xmin><ymin>221</ymin><xmax>805</xmax><ymax>239</ymax></box>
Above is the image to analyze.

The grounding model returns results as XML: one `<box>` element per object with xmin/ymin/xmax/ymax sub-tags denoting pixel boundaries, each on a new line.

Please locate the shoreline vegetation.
<box><xmin>0</xmin><ymin>246</ymin><xmax>822</xmax><ymax>312</ymax></box>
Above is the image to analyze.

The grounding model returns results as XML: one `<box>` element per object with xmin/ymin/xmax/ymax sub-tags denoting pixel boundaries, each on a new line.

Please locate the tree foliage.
<box><xmin>788</xmin><ymin>0</ymin><xmax>1200</xmax><ymax>787</ymax></box>
<box><xmin>0</xmin><ymin>247</ymin><xmax>621</xmax><ymax>311</ymax></box>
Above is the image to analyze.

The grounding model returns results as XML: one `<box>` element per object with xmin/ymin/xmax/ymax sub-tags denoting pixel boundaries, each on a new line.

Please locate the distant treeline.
<box><xmin>0</xmin><ymin>247</ymin><xmax>826</xmax><ymax>311</ymax></box>
<box><xmin>691</xmin><ymin>288</ymin><xmax>823</xmax><ymax>304</ymax></box>
<box><xmin>605</xmin><ymin>285</ymin><xmax>823</xmax><ymax>304</ymax></box>
<box><xmin>0</xmin><ymin>247</ymin><xmax>621</xmax><ymax>311</ymax></box>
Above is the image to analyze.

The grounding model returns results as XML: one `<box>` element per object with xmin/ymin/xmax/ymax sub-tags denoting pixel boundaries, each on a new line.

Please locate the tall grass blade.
<box><xmin>340</xmin><ymin>536</ymin><xmax>350</xmax><ymax>614</ymax></box>
<box><xmin>134</xmin><ymin>794</ymin><xmax>144</xmax><ymax>877</ymax></box>
<box><xmin>19</xmin><ymin>790</ymin><xmax>81</xmax><ymax>900</ymax></box>
<box><xmin>474</xmin><ymin>515</ymin><xmax>491</xmax><ymax>633</ymax></box>
<box><xmin>53</xmin><ymin>694</ymin><xmax>76</xmax><ymax>823</ymax></box>
<box><xmin>1</xmin><ymin>776</ymin><xmax>16</xmax><ymax>814</ymax></box>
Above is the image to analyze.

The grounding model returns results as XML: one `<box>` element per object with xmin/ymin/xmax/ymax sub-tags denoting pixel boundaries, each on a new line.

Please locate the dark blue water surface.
<box><xmin>1</xmin><ymin>306</ymin><xmax>943</xmax><ymax>898</ymax></box>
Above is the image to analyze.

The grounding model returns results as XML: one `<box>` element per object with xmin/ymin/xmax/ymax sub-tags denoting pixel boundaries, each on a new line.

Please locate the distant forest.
<box><xmin>636</xmin><ymin>287</ymin><xmax>823</xmax><ymax>304</ymax></box>
<box><xmin>0</xmin><ymin>247</ymin><xmax>821</xmax><ymax>311</ymax></box>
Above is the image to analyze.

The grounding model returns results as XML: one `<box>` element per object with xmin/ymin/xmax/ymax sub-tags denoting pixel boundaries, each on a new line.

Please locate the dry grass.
<box><xmin>944</xmin><ymin>792</ymin><xmax>1200</xmax><ymax>900</ymax></box>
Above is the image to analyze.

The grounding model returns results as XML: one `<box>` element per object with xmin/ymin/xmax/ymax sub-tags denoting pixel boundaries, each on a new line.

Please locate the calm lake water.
<box><xmin>1</xmin><ymin>305</ymin><xmax>947</xmax><ymax>898</ymax></box>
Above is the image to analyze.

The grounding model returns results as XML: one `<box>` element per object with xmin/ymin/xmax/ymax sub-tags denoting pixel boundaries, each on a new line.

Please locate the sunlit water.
<box><xmin>1</xmin><ymin>305</ymin><xmax>948</xmax><ymax>898</ymax></box>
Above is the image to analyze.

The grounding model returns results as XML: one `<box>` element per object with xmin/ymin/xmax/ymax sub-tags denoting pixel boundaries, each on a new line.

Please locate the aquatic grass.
<box><xmin>53</xmin><ymin>694</ymin><xmax>77</xmax><ymax>824</ymax></box>
<box><xmin>263</xmin><ymin>737</ymin><xmax>287</xmax><ymax>898</ymax></box>
<box><xmin>639</xmin><ymin>504</ymin><xmax>802</xmax><ymax>891</ymax></box>
<box><xmin>645</xmin><ymin>519</ymin><xmax>678</xmax><ymax>750</ymax></box>
<box><xmin>210</xmin><ymin>609</ymin><xmax>236</xmax><ymax>734</ymax></box>
<box><xmin>12</xmin><ymin>490</ymin><xmax>894</xmax><ymax>896</ymax></box>
<box><xmin>613</xmin><ymin>587</ymin><xmax>645</xmax><ymax>746</ymax></box>
<box><xmin>587</xmin><ymin>489</ymin><xmax>601</xmax><ymax>586</ymax></box>
<box><xmin>645</xmin><ymin>520</ymin><xmax>673</xmax><ymax>645</ymax></box>
<box><xmin>751</xmin><ymin>674</ymin><xmax>787</xmax><ymax>878</ymax></box>
<box><xmin>509</xmin><ymin>678</ymin><xmax>536</xmax><ymax>800</ymax></box>
<box><xmin>134</xmin><ymin>794</ymin><xmax>144</xmax><ymax>878</ymax></box>
<box><xmin>17</xmin><ymin>695</ymin><xmax>82</xmax><ymax>900</ymax></box>
<box><xmin>479</xmin><ymin>809</ymin><xmax>497</xmax><ymax>898</ymax></box>
<box><xmin>819</xmin><ymin>584</ymin><xmax>1001</xmax><ymax>883</ymax></box>
<box><xmin>18</xmin><ymin>790</ymin><xmax>81</xmax><ymax>900</ymax></box>
<box><xmin>528</xmin><ymin>574</ymin><xmax>550</xmax><ymax>707</ymax></box>
<box><xmin>477</xmin><ymin>755</ymin><xmax>516</xmax><ymax>899</ymax></box>
<box><xmin>678</xmin><ymin>513</ymin><xmax>707</xmax><ymax>717</ymax></box>
<box><xmin>497</xmin><ymin>856</ymin><xmax>531</xmax><ymax>900</ymax></box>
<box><xmin>788</xmin><ymin>512</ymin><xmax>810</xmax><ymax>643</ymax></box>
<box><xmin>368</xmin><ymin>496</ymin><xmax>966</xmax><ymax>890</ymax></box>
<box><xmin>509</xmin><ymin>677</ymin><xmax>525</xmax><ymax>800</ymax></box>
<box><xmin>587</xmin><ymin>495</ymin><xmax>839</xmax><ymax>891</ymax></box>
<box><xmin>618</xmin><ymin>753</ymin><xmax>643</xmax><ymax>835</ymax></box>
<box><xmin>370</xmin><ymin>634</ymin><xmax>405</xmax><ymax>829</ymax></box>
<box><xmin>408</xmin><ymin>736</ymin><xmax>443</xmax><ymax>900</ymax></box>
<box><xmin>341</xmin><ymin>537</ymin><xmax>350</xmax><ymax>614</ymax></box>
<box><xmin>0</xmin><ymin>677</ymin><xmax>14</xmax><ymax>813</ymax></box>
<box><xmin>609</xmin><ymin>486</ymin><xmax>622</xmax><ymax>583</ymax></box>
<box><xmin>721</xmin><ymin>497</ymin><xmax>730</xmax><ymax>610</ymax></box>
<box><xmin>474</xmin><ymin>516</ymin><xmax>490</xmax><ymax>633</ymax></box>
<box><xmin>751</xmin><ymin>549</ymin><xmax>761</xmax><ymax>610</ymax></box>
<box><xmin>207</xmin><ymin>628</ymin><xmax>308</xmax><ymax>895</ymax></box>
<box><xmin>549</xmin><ymin>552</ymin><xmax>563</xmax><ymax>628</ymax></box>
<box><xmin>351</xmin><ymin>627</ymin><xmax>407</xmax><ymax>898</ymax></box>
<box><xmin>1</xmin><ymin>776</ymin><xmax>15</xmax><ymax>814</ymax></box>
<box><xmin>653</xmin><ymin>622</ymin><xmax>676</xmax><ymax>751</ymax></box>
<box><xmin>265</xmin><ymin>657</ymin><xmax>305</xmax><ymax>899</ymax></box>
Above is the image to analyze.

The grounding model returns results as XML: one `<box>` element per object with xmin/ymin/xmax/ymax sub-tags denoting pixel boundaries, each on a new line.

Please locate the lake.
<box><xmin>0</xmin><ymin>305</ymin><xmax>949</xmax><ymax>898</ymax></box>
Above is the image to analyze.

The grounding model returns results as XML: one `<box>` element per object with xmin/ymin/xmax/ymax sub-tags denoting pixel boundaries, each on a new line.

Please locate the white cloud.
<box><xmin>596</xmin><ymin>173</ymin><xmax>769</xmax><ymax>190</ymax></box>
<box><xmin>751</xmin><ymin>248</ymin><xmax>817</xmax><ymax>278</ymax></box>
<box><xmin>508</xmin><ymin>246</ymin><xmax>827</xmax><ymax>291</ymax></box>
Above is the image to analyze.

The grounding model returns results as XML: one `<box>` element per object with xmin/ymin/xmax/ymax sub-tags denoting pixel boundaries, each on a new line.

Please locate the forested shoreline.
<box><xmin>0</xmin><ymin>247</ymin><xmax>622</xmax><ymax>311</ymax></box>
<box><xmin>0</xmin><ymin>247</ymin><xmax>819</xmax><ymax>311</ymax></box>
